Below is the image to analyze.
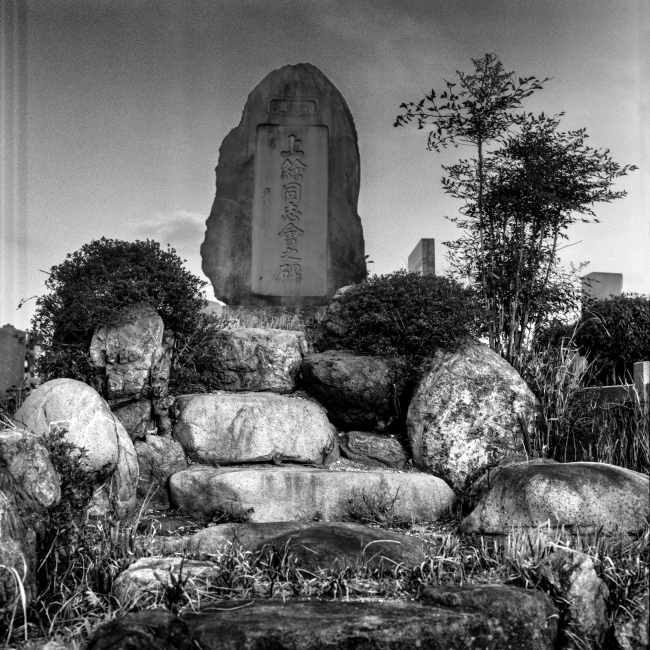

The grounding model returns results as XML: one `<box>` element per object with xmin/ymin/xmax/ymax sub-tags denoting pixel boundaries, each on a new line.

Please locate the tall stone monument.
<box><xmin>201</xmin><ymin>63</ymin><xmax>367</xmax><ymax>307</ymax></box>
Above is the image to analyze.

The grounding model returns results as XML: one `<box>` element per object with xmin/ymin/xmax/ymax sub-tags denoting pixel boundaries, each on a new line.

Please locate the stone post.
<box><xmin>633</xmin><ymin>361</ymin><xmax>649</xmax><ymax>411</ymax></box>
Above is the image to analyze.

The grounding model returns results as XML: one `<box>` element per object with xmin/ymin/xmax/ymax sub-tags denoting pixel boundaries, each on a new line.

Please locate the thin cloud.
<box><xmin>130</xmin><ymin>210</ymin><xmax>207</xmax><ymax>250</ymax></box>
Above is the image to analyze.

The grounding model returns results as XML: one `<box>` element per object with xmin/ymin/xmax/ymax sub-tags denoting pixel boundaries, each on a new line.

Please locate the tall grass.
<box><xmin>521</xmin><ymin>335</ymin><xmax>649</xmax><ymax>475</ymax></box>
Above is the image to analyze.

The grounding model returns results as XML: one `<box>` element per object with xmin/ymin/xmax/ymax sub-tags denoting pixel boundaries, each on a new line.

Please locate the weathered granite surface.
<box><xmin>407</xmin><ymin>339</ymin><xmax>536</xmax><ymax>489</ymax></box>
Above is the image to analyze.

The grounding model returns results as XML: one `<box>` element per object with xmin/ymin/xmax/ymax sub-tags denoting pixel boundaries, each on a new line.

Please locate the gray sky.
<box><xmin>2</xmin><ymin>0</ymin><xmax>648</xmax><ymax>330</ymax></box>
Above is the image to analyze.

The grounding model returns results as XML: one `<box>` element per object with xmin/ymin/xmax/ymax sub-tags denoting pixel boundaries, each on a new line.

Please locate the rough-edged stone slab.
<box><xmin>169</xmin><ymin>466</ymin><xmax>455</xmax><ymax>523</ymax></box>
<box><xmin>135</xmin><ymin>435</ymin><xmax>188</xmax><ymax>509</ymax></box>
<box><xmin>151</xmin><ymin>521</ymin><xmax>431</xmax><ymax>571</ymax></box>
<box><xmin>407</xmin><ymin>338</ymin><xmax>536</xmax><ymax>489</ymax></box>
<box><xmin>301</xmin><ymin>351</ymin><xmax>409</xmax><ymax>431</ymax></box>
<box><xmin>461</xmin><ymin>462</ymin><xmax>650</xmax><ymax>535</ymax></box>
<box><xmin>13</xmin><ymin>378</ymin><xmax>139</xmax><ymax>517</ymax></box>
<box><xmin>539</xmin><ymin>548</ymin><xmax>609</xmax><ymax>647</ymax></box>
<box><xmin>173</xmin><ymin>393</ymin><xmax>336</xmax><ymax>466</ymax></box>
<box><xmin>207</xmin><ymin>328</ymin><xmax>311</xmax><ymax>393</ymax></box>
<box><xmin>90</xmin><ymin>302</ymin><xmax>173</xmax><ymax>400</ymax></box>
<box><xmin>111</xmin><ymin>398</ymin><xmax>153</xmax><ymax>441</ymax></box>
<box><xmin>93</xmin><ymin>589</ymin><xmax>558</xmax><ymax>650</ymax></box>
<box><xmin>311</xmin><ymin>285</ymin><xmax>356</xmax><ymax>351</ymax></box>
<box><xmin>0</xmin><ymin>429</ymin><xmax>61</xmax><ymax>605</ymax></box>
<box><xmin>339</xmin><ymin>431</ymin><xmax>408</xmax><ymax>469</ymax></box>
<box><xmin>183</xmin><ymin>591</ymin><xmax>556</xmax><ymax>650</ymax></box>
<box><xmin>86</xmin><ymin>609</ymin><xmax>194</xmax><ymax>650</ymax></box>
<box><xmin>201</xmin><ymin>63</ymin><xmax>366</xmax><ymax>307</ymax></box>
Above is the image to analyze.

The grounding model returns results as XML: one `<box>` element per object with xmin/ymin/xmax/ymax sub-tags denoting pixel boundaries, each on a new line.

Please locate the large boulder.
<box><xmin>339</xmin><ymin>431</ymin><xmax>408</xmax><ymax>469</ymax></box>
<box><xmin>14</xmin><ymin>378</ymin><xmax>139</xmax><ymax>517</ymax></box>
<box><xmin>90</xmin><ymin>302</ymin><xmax>174</xmax><ymax>401</ymax></box>
<box><xmin>169</xmin><ymin>466</ymin><xmax>455</xmax><ymax>523</ymax></box>
<box><xmin>206</xmin><ymin>328</ymin><xmax>311</xmax><ymax>393</ymax></box>
<box><xmin>0</xmin><ymin>428</ymin><xmax>61</xmax><ymax>604</ymax></box>
<box><xmin>151</xmin><ymin>521</ymin><xmax>431</xmax><ymax>572</ymax></box>
<box><xmin>200</xmin><ymin>63</ymin><xmax>366</xmax><ymax>307</ymax></box>
<box><xmin>301</xmin><ymin>350</ymin><xmax>409</xmax><ymax>431</ymax></box>
<box><xmin>134</xmin><ymin>435</ymin><xmax>188</xmax><ymax>509</ymax></box>
<box><xmin>461</xmin><ymin>462</ymin><xmax>649</xmax><ymax>535</ymax></box>
<box><xmin>173</xmin><ymin>393</ymin><xmax>337</xmax><ymax>466</ymax></box>
<box><xmin>407</xmin><ymin>339</ymin><xmax>536</xmax><ymax>489</ymax></box>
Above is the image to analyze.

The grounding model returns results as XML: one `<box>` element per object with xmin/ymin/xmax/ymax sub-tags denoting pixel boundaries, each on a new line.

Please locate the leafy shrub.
<box><xmin>575</xmin><ymin>293</ymin><xmax>650</xmax><ymax>382</ymax></box>
<box><xmin>36</xmin><ymin>424</ymin><xmax>97</xmax><ymax>616</ymax></box>
<box><xmin>330</xmin><ymin>270</ymin><xmax>485</xmax><ymax>375</ymax></box>
<box><xmin>31</xmin><ymin>238</ymin><xmax>208</xmax><ymax>383</ymax></box>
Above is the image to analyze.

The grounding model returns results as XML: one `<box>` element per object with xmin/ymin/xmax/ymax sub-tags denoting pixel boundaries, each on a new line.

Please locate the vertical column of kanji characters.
<box><xmin>277</xmin><ymin>134</ymin><xmax>307</xmax><ymax>281</ymax></box>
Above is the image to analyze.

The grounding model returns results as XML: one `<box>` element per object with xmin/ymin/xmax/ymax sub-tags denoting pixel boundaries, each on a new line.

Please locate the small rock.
<box><xmin>613</xmin><ymin>607</ymin><xmax>649</xmax><ymax>650</ymax></box>
<box><xmin>339</xmin><ymin>431</ymin><xmax>408</xmax><ymax>469</ymax></box>
<box><xmin>539</xmin><ymin>548</ymin><xmax>609</xmax><ymax>647</ymax></box>
<box><xmin>135</xmin><ymin>435</ymin><xmax>188</xmax><ymax>509</ymax></box>
<box><xmin>112</xmin><ymin>557</ymin><xmax>220</xmax><ymax>606</ymax></box>
<box><xmin>111</xmin><ymin>399</ymin><xmax>153</xmax><ymax>441</ymax></box>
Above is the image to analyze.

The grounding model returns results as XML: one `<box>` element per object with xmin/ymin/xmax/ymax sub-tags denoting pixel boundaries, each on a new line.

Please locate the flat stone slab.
<box><xmin>97</xmin><ymin>588</ymin><xmax>557</xmax><ymax>650</ymax></box>
<box><xmin>173</xmin><ymin>393</ymin><xmax>336</xmax><ymax>466</ymax></box>
<box><xmin>461</xmin><ymin>461</ymin><xmax>650</xmax><ymax>535</ymax></box>
<box><xmin>151</xmin><ymin>521</ymin><xmax>432</xmax><ymax>571</ymax></box>
<box><xmin>169</xmin><ymin>467</ymin><xmax>455</xmax><ymax>523</ymax></box>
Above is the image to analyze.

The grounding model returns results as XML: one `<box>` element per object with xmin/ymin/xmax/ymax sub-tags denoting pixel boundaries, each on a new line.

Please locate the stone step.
<box><xmin>173</xmin><ymin>393</ymin><xmax>337</xmax><ymax>466</ymax></box>
<box><xmin>140</xmin><ymin>521</ymin><xmax>433</xmax><ymax>570</ymax></box>
<box><xmin>169</xmin><ymin>466</ymin><xmax>455</xmax><ymax>523</ymax></box>
<box><xmin>90</xmin><ymin>587</ymin><xmax>558</xmax><ymax>650</ymax></box>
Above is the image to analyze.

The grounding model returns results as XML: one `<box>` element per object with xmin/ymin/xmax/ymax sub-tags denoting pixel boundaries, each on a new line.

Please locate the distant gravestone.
<box><xmin>408</xmin><ymin>239</ymin><xmax>435</xmax><ymax>275</ymax></box>
<box><xmin>581</xmin><ymin>272</ymin><xmax>622</xmax><ymax>300</ymax></box>
<box><xmin>201</xmin><ymin>63</ymin><xmax>366</xmax><ymax>307</ymax></box>
<box><xmin>0</xmin><ymin>324</ymin><xmax>26</xmax><ymax>401</ymax></box>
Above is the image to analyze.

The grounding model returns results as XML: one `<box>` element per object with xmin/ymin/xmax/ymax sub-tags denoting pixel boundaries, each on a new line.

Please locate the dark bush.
<box><xmin>575</xmin><ymin>293</ymin><xmax>650</xmax><ymax>382</ymax></box>
<box><xmin>329</xmin><ymin>270</ymin><xmax>486</xmax><ymax>376</ymax></box>
<box><xmin>168</xmin><ymin>312</ymin><xmax>229</xmax><ymax>395</ymax></box>
<box><xmin>31</xmin><ymin>238</ymin><xmax>208</xmax><ymax>383</ymax></box>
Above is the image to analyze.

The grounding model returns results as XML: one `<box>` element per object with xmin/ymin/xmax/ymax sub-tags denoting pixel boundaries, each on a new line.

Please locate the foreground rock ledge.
<box><xmin>91</xmin><ymin>587</ymin><xmax>558</xmax><ymax>650</ymax></box>
<box><xmin>142</xmin><ymin>521</ymin><xmax>433</xmax><ymax>572</ymax></box>
<box><xmin>169</xmin><ymin>466</ymin><xmax>455</xmax><ymax>523</ymax></box>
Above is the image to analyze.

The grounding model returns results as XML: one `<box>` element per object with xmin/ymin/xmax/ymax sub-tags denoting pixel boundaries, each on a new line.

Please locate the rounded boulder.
<box><xmin>461</xmin><ymin>461</ymin><xmax>649</xmax><ymax>535</ymax></box>
<box><xmin>407</xmin><ymin>339</ymin><xmax>536</xmax><ymax>489</ymax></box>
<box><xmin>14</xmin><ymin>378</ymin><xmax>139</xmax><ymax>517</ymax></box>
